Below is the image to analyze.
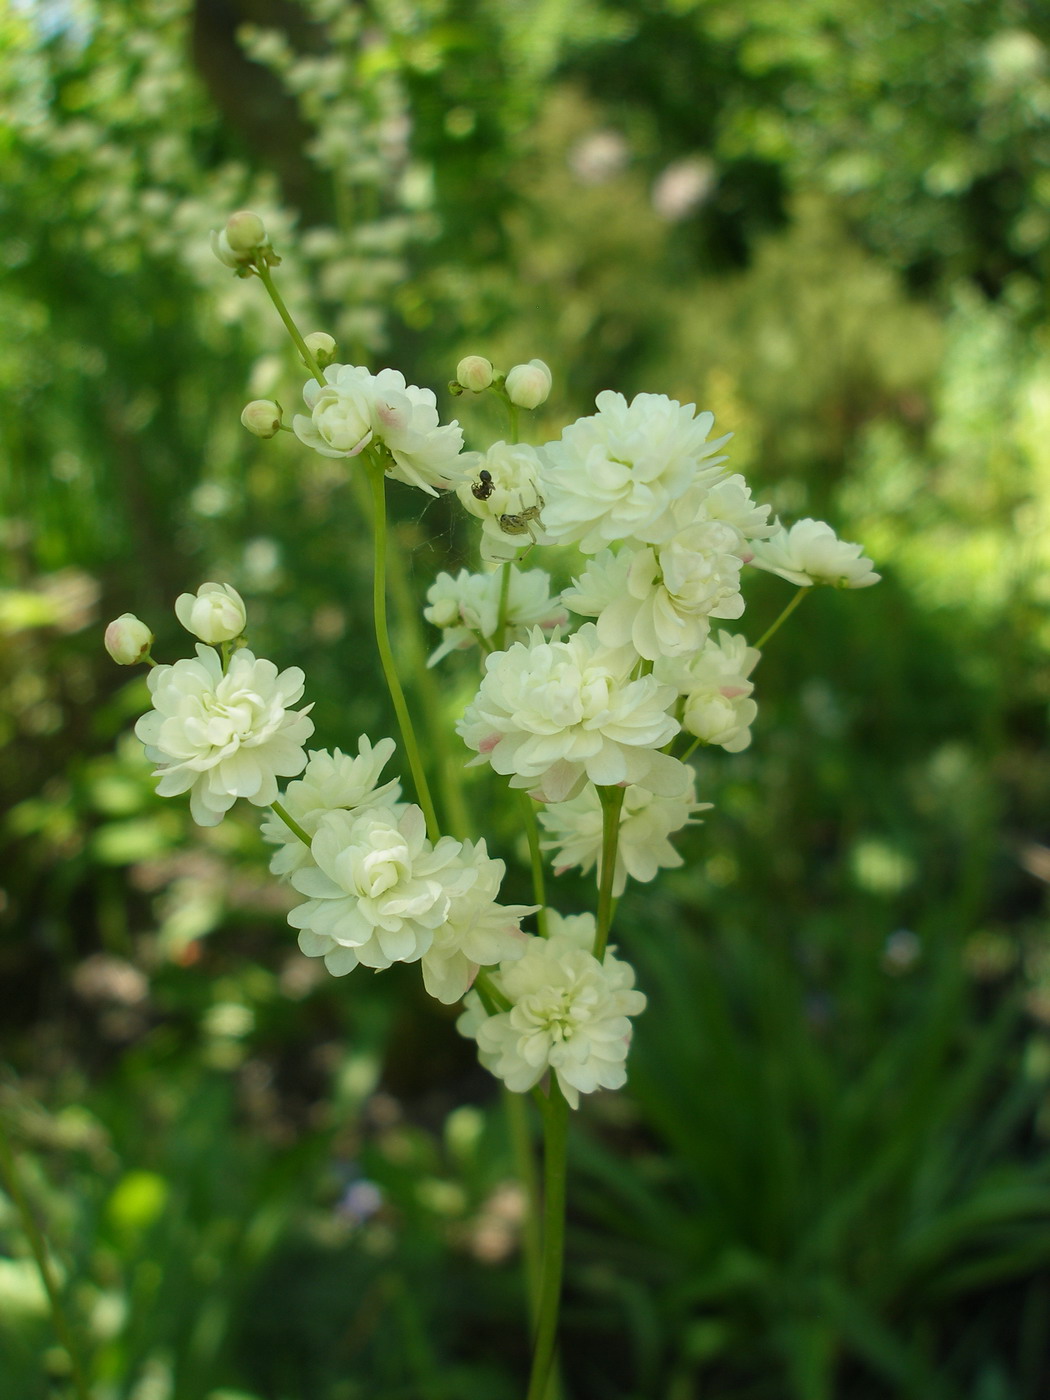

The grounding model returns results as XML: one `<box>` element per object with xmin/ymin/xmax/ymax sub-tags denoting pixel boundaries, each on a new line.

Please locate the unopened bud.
<box><xmin>456</xmin><ymin>355</ymin><xmax>494</xmax><ymax>393</ymax></box>
<box><xmin>174</xmin><ymin>582</ymin><xmax>247</xmax><ymax>644</ymax></box>
<box><xmin>505</xmin><ymin>359</ymin><xmax>552</xmax><ymax>410</ymax></box>
<box><xmin>241</xmin><ymin>399</ymin><xmax>283</xmax><ymax>438</ymax></box>
<box><xmin>105</xmin><ymin>613</ymin><xmax>153</xmax><ymax>666</ymax></box>
<box><xmin>224</xmin><ymin>210</ymin><xmax>268</xmax><ymax>253</ymax></box>
<box><xmin>304</xmin><ymin>332</ymin><xmax>337</xmax><ymax>369</ymax></box>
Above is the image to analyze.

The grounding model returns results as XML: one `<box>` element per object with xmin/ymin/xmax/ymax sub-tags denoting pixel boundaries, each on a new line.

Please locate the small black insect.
<box><xmin>471</xmin><ymin>469</ymin><xmax>495</xmax><ymax>501</ymax></box>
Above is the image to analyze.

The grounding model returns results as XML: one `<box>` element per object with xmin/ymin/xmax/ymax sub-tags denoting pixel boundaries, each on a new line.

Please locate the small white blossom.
<box><xmin>456</xmin><ymin>355</ymin><xmax>494</xmax><ymax>392</ymax></box>
<box><xmin>423</xmin><ymin>568</ymin><xmax>566</xmax><ymax>665</ymax></box>
<box><xmin>539</xmin><ymin>763</ymin><xmax>709</xmax><ymax>896</ymax></box>
<box><xmin>134</xmin><ymin>645</ymin><xmax>314</xmax><ymax>827</ymax></box>
<box><xmin>656</xmin><ymin>630</ymin><xmax>760</xmax><ymax>752</ymax></box>
<box><xmin>457</xmin><ymin>442</ymin><xmax>551</xmax><ymax>563</ymax></box>
<box><xmin>457</xmin><ymin>910</ymin><xmax>646</xmax><ymax>1107</ymax></box>
<box><xmin>105</xmin><ymin>613</ymin><xmax>153</xmax><ymax>666</ymax></box>
<box><xmin>457</xmin><ymin>623</ymin><xmax>681</xmax><ymax>803</ymax></box>
<box><xmin>174</xmin><ymin>582</ymin><xmax>247</xmax><ymax>644</ymax></box>
<box><xmin>421</xmin><ymin>840</ymin><xmax>535</xmax><ymax>1004</ymax></box>
<box><xmin>241</xmin><ymin>399</ymin><xmax>283</xmax><ymax>438</ymax></box>
<box><xmin>293</xmin><ymin>364</ymin><xmax>466</xmax><ymax>495</ymax></box>
<box><xmin>505</xmin><ymin>359</ymin><xmax>552</xmax><ymax>410</ymax></box>
<box><xmin>261</xmin><ymin>737</ymin><xmax>402</xmax><ymax>877</ymax></box>
<box><xmin>749</xmin><ymin>519</ymin><xmax>880</xmax><ymax>588</ymax></box>
<box><xmin>540</xmin><ymin>391</ymin><xmax>731</xmax><ymax>553</ymax></box>
<box><xmin>288</xmin><ymin>805</ymin><xmax>467</xmax><ymax>975</ymax></box>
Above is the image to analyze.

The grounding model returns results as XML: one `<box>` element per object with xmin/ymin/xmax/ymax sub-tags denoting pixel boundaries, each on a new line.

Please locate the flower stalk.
<box><xmin>593</xmin><ymin>784</ymin><xmax>625</xmax><ymax>960</ymax></box>
<box><xmin>525</xmin><ymin>1083</ymin><xmax>570</xmax><ymax>1400</ymax></box>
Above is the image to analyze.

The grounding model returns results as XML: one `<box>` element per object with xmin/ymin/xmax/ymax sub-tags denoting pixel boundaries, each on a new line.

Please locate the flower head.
<box><xmin>749</xmin><ymin>519</ymin><xmax>880</xmax><ymax>588</ymax></box>
<box><xmin>456</xmin><ymin>624</ymin><xmax>680</xmax><ymax>803</ymax></box>
<box><xmin>540</xmin><ymin>391</ymin><xmax>730</xmax><ymax>552</ymax></box>
<box><xmin>656</xmin><ymin>630</ymin><xmax>760</xmax><ymax>752</ymax></box>
<box><xmin>457</xmin><ymin>909</ymin><xmax>646</xmax><ymax>1107</ymax></box>
<box><xmin>105</xmin><ymin>613</ymin><xmax>153</xmax><ymax>666</ymax></box>
<box><xmin>505</xmin><ymin>359</ymin><xmax>552</xmax><ymax>410</ymax></box>
<box><xmin>293</xmin><ymin>364</ymin><xmax>466</xmax><ymax>494</ymax></box>
<box><xmin>423</xmin><ymin>568</ymin><xmax>566</xmax><ymax>665</ymax></box>
<box><xmin>421</xmin><ymin>840</ymin><xmax>535</xmax><ymax>1003</ymax></box>
<box><xmin>134</xmin><ymin>645</ymin><xmax>314</xmax><ymax>826</ymax></box>
<box><xmin>539</xmin><ymin>762</ymin><xmax>708</xmax><ymax>896</ymax></box>
<box><xmin>174</xmin><ymin>582</ymin><xmax>247</xmax><ymax>644</ymax></box>
<box><xmin>288</xmin><ymin>806</ymin><xmax>467</xmax><ymax>975</ymax></box>
<box><xmin>457</xmin><ymin>442</ymin><xmax>550</xmax><ymax>563</ymax></box>
<box><xmin>261</xmin><ymin>737</ymin><xmax>402</xmax><ymax>877</ymax></box>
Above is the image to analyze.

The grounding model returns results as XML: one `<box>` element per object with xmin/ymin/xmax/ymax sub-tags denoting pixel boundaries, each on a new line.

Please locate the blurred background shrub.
<box><xmin>1</xmin><ymin>0</ymin><xmax>1049</xmax><ymax>1396</ymax></box>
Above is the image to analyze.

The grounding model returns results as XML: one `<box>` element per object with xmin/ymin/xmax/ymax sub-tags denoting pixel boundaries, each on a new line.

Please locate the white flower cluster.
<box><xmin>458</xmin><ymin>911</ymin><xmax>646</xmax><ymax>1107</ymax></box>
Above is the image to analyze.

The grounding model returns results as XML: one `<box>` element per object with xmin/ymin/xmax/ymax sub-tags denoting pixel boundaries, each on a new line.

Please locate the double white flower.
<box><xmin>456</xmin><ymin>623</ymin><xmax>681</xmax><ymax>803</ymax></box>
<box><xmin>749</xmin><ymin>519</ymin><xmax>880</xmax><ymax>589</ymax></box>
<box><xmin>293</xmin><ymin>363</ymin><xmax>466</xmax><ymax>494</ymax></box>
<box><xmin>458</xmin><ymin>911</ymin><xmax>646</xmax><ymax>1108</ymax></box>
<box><xmin>135</xmin><ymin>645</ymin><xmax>314</xmax><ymax>827</ymax></box>
<box><xmin>424</xmin><ymin>567</ymin><xmax>566</xmax><ymax>665</ymax></box>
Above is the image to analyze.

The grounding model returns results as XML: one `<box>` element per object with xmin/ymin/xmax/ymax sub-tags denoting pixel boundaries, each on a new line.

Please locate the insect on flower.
<box><xmin>471</xmin><ymin>469</ymin><xmax>495</xmax><ymax>501</ymax></box>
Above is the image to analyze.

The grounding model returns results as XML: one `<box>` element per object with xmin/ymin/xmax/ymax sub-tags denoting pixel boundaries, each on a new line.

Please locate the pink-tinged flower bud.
<box><xmin>174</xmin><ymin>582</ymin><xmax>247</xmax><ymax>644</ymax></box>
<box><xmin>105</xmin><ymin>613</ymin><xmax>153</xmax><ymax>666</ymax></box>
<box><xmin>224</xmin><ymin>210</ymin><xmax>268</xmax><ymax>253</ymax></box>
<box><xmin>304</xmin><ymin>332</ymin><xmax>337</xmax><ymax>368</ymax></box>
<box><xmin>456</xmin><ymin>355</ymin><xmax>494</xmax><ymax>392</ymax></box>
<box><xmin>241</xmin><ymin>399</ymin><xmax>283</xmax><ymax>438</ymax></box>
<box><xmin>505</xmin><ymin>359</ymin><xmax>551</xmax><ymax>410</ymax></box>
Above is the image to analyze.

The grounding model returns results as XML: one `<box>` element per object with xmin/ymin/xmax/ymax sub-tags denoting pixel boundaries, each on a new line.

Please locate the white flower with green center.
<box><xmin>539</xmin><ymin>391</ymin><xmax>730</xmax><ymax>553</ymax></box>
<box><xmin>749</xmin><ymin>518</ymin><xmax>880</xmax><ymax>588</ymax></box>
<box><xmin>457</xmin><ymin>910</ymin><xmax>646</xmax><ymax>1107</ymax></box>
<box><xmin>423</xmin><ymin>567</ymin><xmax>566</xmax><ymax>665</ymax></box>
<box><xmin>656</xmin><ymin>630</ymin><xmax>761</xmax><ymax>752</ymax></box>
<box><xmin>287</xmin><ymin>805</ymin><xmax>467</xmax><ymax>975</ymax></box>
<box><xmin>174</xmin><ymin>581</ymin><xmax>247</xmax><ymax>644</ymax></box>
<box><xmin>261</xmin><ymin>737</ymin><xmax>402</xmax><ymax>878</ymax></box>
<box><xmin>134</xmin><ymin>645</ymin><xmax>314</xmax><ymax>827</ymax></box>
<box><xmin>293</xmin><ymin>363</ymin><xmax>466</xmax><ymax>494</ymax></box>
<box><xmin>539</xmin><ymin>762</ymin><xmax>709</xmax><ymax>896</ymax></box>
<box><xmin>456</xmin><ymin>623</ymin><xmax>681</xmax><ymax>803</ymax></box>
<box><xmin>421</xmin><ymin>840</ymin><xmax>535</xmax><ymax>1004</ymax></box>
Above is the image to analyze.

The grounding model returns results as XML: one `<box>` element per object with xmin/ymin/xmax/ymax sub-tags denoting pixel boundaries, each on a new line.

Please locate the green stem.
<box><xmin>0</xmin><ymin>1116</ymin><xmax>94</xmax><ymax>1400</ymax></box>
<box><xmin>383</xmin><ymin>515</ymin><xmax>473</xmax><ymax>840</ymax></box>
<box><xmin>525</xmin><ymin>1083</ymin><xmax>570</xmax><ymax>1400</ymax></box>
<box><xmin>271</xmin><ymin>800</ymin><xmax>312</xmax><ymax>847</ymax></box>
<box><xmin>504</xmin><ymin>1089</ymin><xmax>542</xmax><ymax>1324</ymax></box>
<box><xmin>255</xmin><ymin>263</ymin><xmax>325</xmax><ymax>384</ymax></box>
<box><xmin>494</xmin><ymin>561</ymin><xmax>513</xmax><ymax>654</ymax></box>
<box><xmin>508</xmin><ymin>402</ymin><xmax>521</xmax><ymax>443</ymax></box>
<box><xmin>517</xmin><ymin>791</ymin><xmax>549</xmax><ymax>938</ymax></box>
<box><xmin>473</xmin><ymin>970</ymin><xmax>512</xmax><ymax>1014</ymax></box>
<box><xmin>365</xmin><ymin>457</ymin><xmax>441</xmax><ymax>842</ymax></box>
<box><xmin>593</xmin><ymin>785</ymin><xmax>625</xmax><ymax>962</ymax></box>
<box><xmin>754</xmin><ymin>586</ymin><xmax>810</xmax><ymax>651</ymax></box>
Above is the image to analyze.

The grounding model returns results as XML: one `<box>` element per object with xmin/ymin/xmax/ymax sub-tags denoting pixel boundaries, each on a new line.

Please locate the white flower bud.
<box><xmin>505</xmin><ymin>359</ymin><xmax>552</xmax><ymax>410</ymax></box>
<box><xmin>104</xmin><ymin>613</ymin><xmax>153</xmax><ymax>666</ymax></box>
<box><xmin>223</xmin><ymin>210</ymin><xmax>268</xmax><ymax>253</ymax></box>
<box><xmin>304</xmin><ymin>332</ymin><xmax>337</xmax><ymax>369</ymax></box>
<box><xmin>174</xmin><ymin>582</ymin><xmax>247</xmax><ymax>644</ymax></box>
<box><xmin>241</xmin><ymin>399</ymin><xmax>283</xmax><ymax>438</ymax></box>
<box><xmin>456</xmin><ymin>355</ymin><xmax>494</xmax><ymax>392</ymax></box>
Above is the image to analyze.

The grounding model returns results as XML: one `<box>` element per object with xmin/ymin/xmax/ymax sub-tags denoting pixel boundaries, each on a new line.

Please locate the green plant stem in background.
<box><xmin>382</xmin><ymin>514</ymin><xmax>473</xmax><ymax>840</ymax></box>
<box><xmin>593</xmin><ymin>785</ymin><xmax>625</xmax><ymax>960</ymax></box>
<box><xmin>255</xmin><ymin>263</ymin><xmax>325</xmax><ymax>383</ymax></box>
<box><xmin>364</xmin><ymin>457</ymin><xmax>441</xmax><ymax>842</ymax></box>
<box><xmin>0</xmin><ymin>1117</ymin><xmax>94</xmax><ymax>1400</ymax></box>
<box><xmin>755</xmin><ymin>586</ymin><xmax>810</xmax><ymax>650</ymax></box>
<box><xmin>495</xmin><ymin>560</ymin><xmax>513</xmax><ymax>653</ymax></box>
<box><xmin>271</xmin><ymin>800</ymin><xmax>312</xmax><ymax>847</ymax></box>
<box><xmin>517</xmin><ymin>791</ymin><xmax>549</xmax><ymax>938</ymax></box>
<box><xmin>504</xmin><ymin>1088</ymin><xmax>542</xmax><ymax>1319</ymax></box>
<box><xmin>525</xmin><ymin>1083</ymin><xmax>570</xmax><ymax>1400</ymax></box>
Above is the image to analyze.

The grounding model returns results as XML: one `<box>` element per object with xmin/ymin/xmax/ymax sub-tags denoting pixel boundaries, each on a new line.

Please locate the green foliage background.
<box><xmin>1</xmin><ymin>1</ymin><xmax>1049</xmax><ymax>1397</ymax></box>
